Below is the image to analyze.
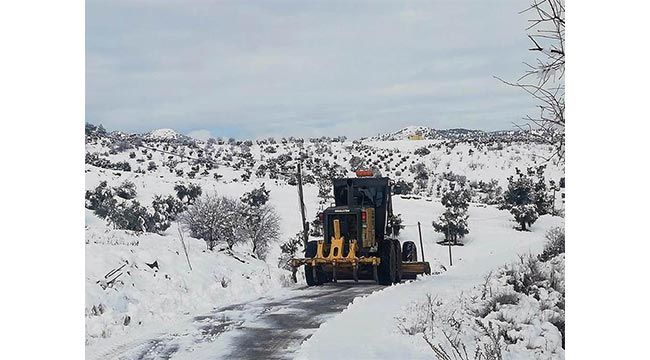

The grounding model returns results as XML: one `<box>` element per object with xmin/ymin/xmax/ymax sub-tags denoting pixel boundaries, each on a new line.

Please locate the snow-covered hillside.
<box><xmin>85</xmin><ymin>125</ymin><xmax>563</xmax><ymax>200</ymax></box>
<box><xmin>84</xmin><ymin>124</ymin><xmax>564</xmax><ymax>357</ymax></box>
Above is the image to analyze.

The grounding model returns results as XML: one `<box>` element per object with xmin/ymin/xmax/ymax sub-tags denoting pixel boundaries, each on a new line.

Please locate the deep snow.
<box><xmin>297</xmin><ymin>205</ymin><xmax>563</xmax><ymax>359</ymax></box>
<box><xmin>85</xmin><ymin>126</ymin><xmax>564</xmax><ymax>358</ymax></box>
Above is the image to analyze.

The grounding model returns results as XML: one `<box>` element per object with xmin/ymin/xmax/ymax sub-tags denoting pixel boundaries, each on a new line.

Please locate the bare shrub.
<box><xmin>474</xmin><ymin>292</ymin><xmax>519</xmax><ymax>318</ymax></box>
<box><xmin>180</xmin><ymin>194</ymin><xmax>242</xmax><ymax>251</ymax></box>
<box><xmin>424</xmin><ymin>320</ymin><xmax>505</xmax><ymax>360</ymax></box>
<box><xmin>239</xmin><ymin>204</ymin><xmax>280</xmax><ymax>260</ymax></box>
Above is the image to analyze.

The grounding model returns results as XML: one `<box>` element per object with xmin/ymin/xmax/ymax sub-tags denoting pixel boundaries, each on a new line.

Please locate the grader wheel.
<box><xmin>392</xmin><ymin>239</ymin><xmax>402</xmax><ymax>283</ymax></box>
<box><xmin>377</xmin><ymin>240</ymin><xmax>396</xmax><ymax>285</ymax></box>
<box><xmin>304</xmin><ymin>241</ymin><xmax>323</xmax><ymax>286</ymax></box>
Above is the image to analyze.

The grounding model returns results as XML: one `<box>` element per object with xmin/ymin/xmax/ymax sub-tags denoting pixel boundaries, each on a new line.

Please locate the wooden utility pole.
<box><xmin>447</xmin><ymin>224</ymin><xmax>452</xmax><ymax>266</ymax></box>
<box><xmin>417</xmin><ymin>222</ymin><xmax>425</xmax><ymax>262</ymax></box>
<box><xmin>297</xmin><ymin>163</ymin><xmax>309</xmax><ymax>248</ymax></box>
<box><xmin>177</xmin><ymin>225</ymin><xmax>192</xmax><ymax>271</ymax></box>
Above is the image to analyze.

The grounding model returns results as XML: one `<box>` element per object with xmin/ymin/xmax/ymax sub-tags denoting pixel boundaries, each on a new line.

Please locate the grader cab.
<box><xmin>291</xmin><ymin>171</ymin><xmax>431</xmax><ymax>286</ymax></box>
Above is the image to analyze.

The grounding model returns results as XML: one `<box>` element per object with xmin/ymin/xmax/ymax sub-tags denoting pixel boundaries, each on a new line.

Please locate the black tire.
<box><xmin>393</xmin><ymin>240</ymin><xmax>402</xmax><ymax>283</ymax></box>
<box><xmin>304</xmin><ymin>241</ymin><xmax>322</xmax><ymax>286</ymax></box>
<box><xmin>378</xmin><ymin>240</ymin><xmax>396</xmax><ymax>285</ymax></box>
<box><xmin>402</xmin><ymin>241</ymin><xmax>418</xmax><ymax>262</ymax></box>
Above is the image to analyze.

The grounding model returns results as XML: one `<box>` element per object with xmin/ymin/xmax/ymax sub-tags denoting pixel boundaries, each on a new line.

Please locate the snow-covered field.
<box><xmin>85</xmin><ymin>125</ymin><xmax>564</xmax><ymax>358</ymax></box>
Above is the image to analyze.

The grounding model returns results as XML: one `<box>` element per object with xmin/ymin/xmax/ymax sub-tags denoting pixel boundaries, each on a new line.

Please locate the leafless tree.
<box><xmin>499</xmin><ymin>0</ymin><xmax>565</xmax><ymax>162</ymax></box>
<box><xmin>238</xmin><ymin>204</ymin><xmax>281</xmax><ymax>260</ymax></box>
<box><xmin>180</xmin><ymin>194</ymin><xmax>242</xmax><ymax>251</ymax></box>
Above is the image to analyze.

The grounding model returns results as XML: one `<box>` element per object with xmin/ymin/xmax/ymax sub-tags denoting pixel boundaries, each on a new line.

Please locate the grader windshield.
<box><xmin>325</xmin><ymin>212</ymin><xmax>359</xmax><ymax>242</ymax></box>
<box><xmin>332</xmin><ymin>177</ymin><xmax>391</xmax><ymax>244</ymax></box>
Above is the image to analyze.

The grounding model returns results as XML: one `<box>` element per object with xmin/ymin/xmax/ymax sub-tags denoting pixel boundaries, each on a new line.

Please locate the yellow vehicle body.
<box><xmin>290</xmin><ymin>219</ymin><xmax>431</xmax><ymax>283</ymax></box>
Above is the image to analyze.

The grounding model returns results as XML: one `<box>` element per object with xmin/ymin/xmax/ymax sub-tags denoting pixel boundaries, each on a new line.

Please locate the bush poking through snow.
<box><xmin>509</xmin><ymin>204</ymin><xmax>538</xmax><ymax>232</ymax></box>
<box><xmin>107</xmin><ymin>200</ymin><xmax>150</xmax><ymax>232</ymax></box>
<box><xmin>174</xmin><ymin>183</ymin><xmax>203</xmax><ymax>205</ymax></box>
<box><xmin>474</xmin><ymin>292</ymin><xmax>520</xmax><ymax>318</ymax></box>
<box><xmin>114</xmin><ymin>180</ymin><xmax>137</xmax><ymax>200</ymax></box>
<box><xmin>279</xmin><ymin>232</ymin><xmax>304</xmax><ymax>270</ymax></box>
<box><xmin>150</xmin><ymin>194</ymin><xmax>186</xmax><ymax>233</ymax></box>
<box><xmin>240</xmin><ymin>183</ymin><xmax>270</xmax><ymax>207</ymax></box>
<box><xmin>398</xmin><ymin>252</ymin><xmax>565</xmax><ymax>358</ymax></box>
<box><xmin>152</xmin><ymin>194</ymin><xmax>186</xmax><ymax>220</ymax></box>
<box><xmin>539</xmin><ymin>227</ymin><xmax>565</xmax><ymax>262</ymax></box>
<box><xmin>393</xmin><ymin>179</ymin><xmax>414</xmax><ymax>195</ymax></box>
<box><xmin>87</xmin><ymin>183</ymin><xmax>176</xmax><ymax>233</ymax></box>
<box><xmin>85</xmin><ymin>181</ymin><xmax>117</xmax><ymax>218</ymax></box>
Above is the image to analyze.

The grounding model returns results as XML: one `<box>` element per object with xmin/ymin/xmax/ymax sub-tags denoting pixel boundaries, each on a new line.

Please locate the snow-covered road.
<box><xmin>94</xmin><ymin>282</ymin><xmax>383</xmax><ymax>360</ymax></box>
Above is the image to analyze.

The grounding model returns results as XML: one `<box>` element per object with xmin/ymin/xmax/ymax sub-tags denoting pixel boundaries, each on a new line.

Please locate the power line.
<box><xmin>94</xmin><ymin>133</ymin><xmax>226</xmax><ymax>167</ymax></box>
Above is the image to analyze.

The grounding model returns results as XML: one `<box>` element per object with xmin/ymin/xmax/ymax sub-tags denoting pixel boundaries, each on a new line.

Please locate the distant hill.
<box><xmin>145</xmin><ymin>128</ymin><xmax>189</xmax><ymax>141</ymax></box>
<box><xmin>371</xmin><ymin>126</ymin><xmax>534</xmax><ymax>142</ymax></box>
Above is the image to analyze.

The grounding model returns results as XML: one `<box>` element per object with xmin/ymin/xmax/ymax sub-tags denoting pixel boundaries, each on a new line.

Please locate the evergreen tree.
<box><xmin>502</xmin><ymin>168</ymin><xmax>540</xmax><ymax>230</ymax></box>
<box><xmin>529</xmin><ymin>165</ymin><xmax>552</xmax><ymax>216</ymax></box>
<box><xmin>432</xmin><ymin>186</ymin><xmax>471</xmax><ymax>244</ymax></box>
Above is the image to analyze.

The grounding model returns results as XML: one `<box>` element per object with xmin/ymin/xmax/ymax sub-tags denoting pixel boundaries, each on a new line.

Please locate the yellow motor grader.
<box><xmin>291</xmin><ymin>170</ymin><xmax>431</xmax><ymax>286</ymax></box>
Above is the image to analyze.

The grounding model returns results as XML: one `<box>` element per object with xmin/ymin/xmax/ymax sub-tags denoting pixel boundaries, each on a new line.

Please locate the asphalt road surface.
<box><xmin>109</xmin><ymin>281</ymin><xmax>383</xmax><ymax>360</ymax></box>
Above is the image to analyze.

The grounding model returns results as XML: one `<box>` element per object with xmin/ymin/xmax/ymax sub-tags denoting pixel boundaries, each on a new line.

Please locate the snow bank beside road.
<box><xmin>297</xmin><ymin>211</ymin><xmax>563</xmax><ymax>359</ymax></box>
<box><xmin>85</xmin><ymin>215</ymin><xmax>290</xmax><ymax>357</ymax></box>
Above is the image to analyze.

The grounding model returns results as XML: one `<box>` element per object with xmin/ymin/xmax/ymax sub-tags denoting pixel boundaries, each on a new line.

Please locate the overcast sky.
<box><xmin>87</xmin><ymin>0</ymin><xmax>538</xmax><ymax>140</ymax></box>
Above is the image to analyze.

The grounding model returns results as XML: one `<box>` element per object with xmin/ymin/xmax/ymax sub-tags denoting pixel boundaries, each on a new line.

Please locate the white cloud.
<box><xmin>86</xmin><ymin>0</ymin><xmax>541</xmax><ymax>138</ymax></box>
<box><xmin>187</xmin><ymin>129</ymin><xmax>212</xmax><ymax>141</ymax></box>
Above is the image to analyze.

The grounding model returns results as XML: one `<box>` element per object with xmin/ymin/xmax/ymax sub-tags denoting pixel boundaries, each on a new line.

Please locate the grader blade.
<box><xmin>400</xmin><ymin>261</ymin><xmax>431</xmax><ymax>280</ymax></box>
